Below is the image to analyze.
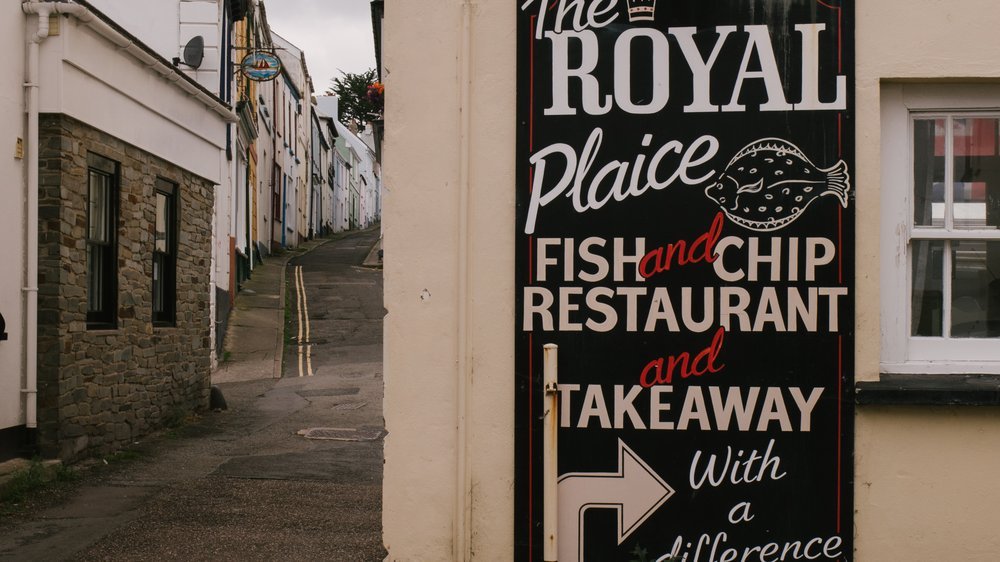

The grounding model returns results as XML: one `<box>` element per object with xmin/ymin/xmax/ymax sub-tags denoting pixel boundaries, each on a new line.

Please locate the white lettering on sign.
<box><xmin>557</xmin><ymin>384</ymin><xmax>824</xmax><ymax>432</ymax></box>
<box><xmin>545</xmin><ymin>26</ymin><xmax>846</xmax><ymax>117</ymax></box>
<box><xmin>525</xmin><ymin>129</ymin><xmax>718</xmax><ymax>234</ymax></box>
<box><xmin>689</xmin><ymin>438</ymin><xmax>787</xmax><ymax>490</ymax></box>
<box><xmin>520</xmin><ymin>0</ymin><xmax>620</xmax><ymax>40</ymax></box>
<box><xmin>658</xmin><ymin>532</ymin><xmax>844</xmax><ymax>562</ymax></box>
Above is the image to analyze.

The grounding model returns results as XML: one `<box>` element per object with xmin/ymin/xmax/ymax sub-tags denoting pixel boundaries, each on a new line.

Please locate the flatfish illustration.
<box><xmin>704</xmin><ymin>138</ymin><xmax>850</xmax><ymax>231</ymax></box>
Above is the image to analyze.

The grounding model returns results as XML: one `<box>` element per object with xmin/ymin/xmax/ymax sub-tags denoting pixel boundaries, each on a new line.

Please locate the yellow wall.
<box><xmin>854</xmin><ymin>1</ymin><xmax>1000</xmax><ymax>560</ymax></box>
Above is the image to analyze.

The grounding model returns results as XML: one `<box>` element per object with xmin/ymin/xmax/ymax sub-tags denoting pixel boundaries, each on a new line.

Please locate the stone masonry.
<box><xmin>36</xmin><ymin>114</ymin><xmax>213</xmax><ymax>461</ymax></box>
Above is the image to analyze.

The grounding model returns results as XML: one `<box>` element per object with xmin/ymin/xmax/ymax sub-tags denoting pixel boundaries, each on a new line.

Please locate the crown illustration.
<box><xmin>627</xmin><ymin>0</ymin><xmax>656</xmax><ymax>22</ymax></box>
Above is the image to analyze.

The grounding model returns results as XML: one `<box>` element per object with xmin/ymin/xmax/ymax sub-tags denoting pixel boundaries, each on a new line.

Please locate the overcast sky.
<box><xmin>264</xmin><ymin>0</ymin><xmax>377</xmax><ymax>94</ymax></box>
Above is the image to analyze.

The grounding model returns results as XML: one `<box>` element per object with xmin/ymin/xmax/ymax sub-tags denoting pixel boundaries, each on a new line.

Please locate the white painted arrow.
<box><xmin>558</xmin><ymin>439</ymin><xmax>674</xmax><ymax>562</ymax></box>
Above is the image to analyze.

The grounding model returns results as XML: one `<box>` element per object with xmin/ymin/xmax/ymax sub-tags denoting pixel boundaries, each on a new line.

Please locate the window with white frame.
<box><xmin>881</xmin><ymin>84</ymin><xmax>1000</xmax><ymax>373</ymax></box>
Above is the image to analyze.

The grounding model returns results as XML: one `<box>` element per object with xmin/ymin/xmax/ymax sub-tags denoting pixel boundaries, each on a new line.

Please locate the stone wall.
<box><xmin>37</xmin><ymin>114</ymin><xmax>213</xmax><ymax>461</ymax></box>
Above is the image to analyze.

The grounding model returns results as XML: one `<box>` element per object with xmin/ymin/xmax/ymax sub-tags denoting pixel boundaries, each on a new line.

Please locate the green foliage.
<box><xmin>0</xmin><ymin>458</ymin><xmax>76</xmax><ymax>506</ymax></box>
<box><xmin>326</xmin><ymin>68</ymin><xmax>380</xmax><ymax>127</ymax></box>
<box><xmin>1</xmin><ymin>461</ymin><xmax>47</xmax><ymax>504</ymax></box>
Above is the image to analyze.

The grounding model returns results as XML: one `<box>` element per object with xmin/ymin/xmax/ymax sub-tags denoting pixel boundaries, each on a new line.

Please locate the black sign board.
<box><xmin>515</xmin><ymin>1</ymin><xmax>854</xmax><ymax>560</ymax></box>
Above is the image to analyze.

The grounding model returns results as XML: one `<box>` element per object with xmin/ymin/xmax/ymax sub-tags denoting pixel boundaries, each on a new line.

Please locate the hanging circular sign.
<box><xmin>240</xmin><ymin>51</ymin><xmax>281</xmax><ymax>82</ymax></box>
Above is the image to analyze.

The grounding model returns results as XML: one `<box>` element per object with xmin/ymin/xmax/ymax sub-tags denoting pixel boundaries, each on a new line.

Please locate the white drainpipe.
<box><xmin>20</xmin><ymin>1</ymin><xmax>55</xmax><ymax>446</ymax></box>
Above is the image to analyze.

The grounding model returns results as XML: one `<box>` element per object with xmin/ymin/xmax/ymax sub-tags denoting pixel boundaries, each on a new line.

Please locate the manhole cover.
<box><xmin>297</xmin><ymin>427</ymin><xmax>383</xmax><ymax>441</ymax></box>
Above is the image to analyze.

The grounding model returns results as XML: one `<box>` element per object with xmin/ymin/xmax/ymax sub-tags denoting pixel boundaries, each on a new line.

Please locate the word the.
<box><xmin>520</xmin><ymin>0</ymin><xmax>619</xmax><ymax>40</ymax></box>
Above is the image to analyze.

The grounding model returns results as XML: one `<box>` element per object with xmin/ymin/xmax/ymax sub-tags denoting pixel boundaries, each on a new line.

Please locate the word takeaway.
<box><xmin>558</xmin><ymin>384</ymin><xmax>824</xmax><ymax>432</ymax></box>
<box><xmin>545</xmin><ymin>25</ymin><xmax>846</xmax><ymax>116</ymax></box>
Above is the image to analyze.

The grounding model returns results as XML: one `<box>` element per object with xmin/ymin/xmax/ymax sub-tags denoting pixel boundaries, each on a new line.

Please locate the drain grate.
<box><xmin>297</xmin><ymin>427</ymin><xmax>383</xmax><ymax>441</ymax></box>
<box><xmin>332</xmin><ymin>401</ymin><xmax>367</xmax><ymax>411</ymax></box>
<box><xmin>296</xmin><ymin>387</ymin><xmax>359</xmax><ymax>398</ymax></box>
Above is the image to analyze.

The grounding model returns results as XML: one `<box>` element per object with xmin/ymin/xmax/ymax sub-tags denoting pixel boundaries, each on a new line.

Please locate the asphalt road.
<box><xmin>0</xmin><ymin>229</ymin><xmax>386</xmax><ymax>561</ymax></box>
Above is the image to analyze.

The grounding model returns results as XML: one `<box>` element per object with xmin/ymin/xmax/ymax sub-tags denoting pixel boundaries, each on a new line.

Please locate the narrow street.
<box><xmin>0</xmin><ymin>229</ymin><xmax>385</xmax><ymax>561</ymax></box>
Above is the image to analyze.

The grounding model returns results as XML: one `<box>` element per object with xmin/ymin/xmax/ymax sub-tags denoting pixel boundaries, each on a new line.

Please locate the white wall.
<box><xmin>1</xmin><ymin>4</ymin><xmax>28</xmax><ymax>433</ymax></box>
<box><xmin>257</xmin><ymin>84</ymin><xmax>275</xmax><ymax>252</ymax></box>
<box><xmin>38</xmin><ymin>17</ymin><xmax>227</xmax><ymax>183</ymax></box>
<box><xmin>86</xmin><ymin>0</ymin><xmax>179</xmax><ymax>59</ymax></box>
<box><xmin>87</xmin><ymin>0</ymin><xmax>222</xmax><ymax>95</ymax></box>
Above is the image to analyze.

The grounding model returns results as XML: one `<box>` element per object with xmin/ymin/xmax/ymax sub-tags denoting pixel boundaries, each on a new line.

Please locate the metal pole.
<box><xmin>543</xmin><ymin>343</ymin><xmax>559</xmax><ymax>561</ymax></box>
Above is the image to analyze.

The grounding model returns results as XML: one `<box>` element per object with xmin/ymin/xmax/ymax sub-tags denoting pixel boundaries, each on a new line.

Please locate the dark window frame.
<box><xmin>153</xmin><ymin>178</ymin><xmax>178</xmax><ymax>327</ymax></box>
<box><xmin>86</xmin><ymin>153</ymin><xmax>119</xmax><ymax>329</ymax></box>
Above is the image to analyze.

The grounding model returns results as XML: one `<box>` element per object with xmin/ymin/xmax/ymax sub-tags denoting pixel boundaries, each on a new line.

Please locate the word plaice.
<box><xmin>515</xmin><ymin>1</ymin><xmax>855</xmax><ymax>561</ymax></box>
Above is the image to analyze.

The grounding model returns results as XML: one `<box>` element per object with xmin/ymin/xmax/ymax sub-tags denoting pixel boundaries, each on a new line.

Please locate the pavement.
<box><xmin>0</xmin><ymin>226</ymin><xmax>386</xmax><ymax>561</ymax></box>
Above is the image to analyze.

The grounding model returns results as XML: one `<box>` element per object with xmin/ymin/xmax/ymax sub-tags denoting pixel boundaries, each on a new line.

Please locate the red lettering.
<box><xmin>639</xmin><ymin>358</ymin><xmax>664</xmax><ymax>387</ymax></box>
<box><xmin>693</xmin><ymin>211</ymin><xmax>725</xmax><ymax>265</ymax></box>
<box><xmin>638</xmin><ymin>212</ymin><xmax>725</xmax><ymax>278</ymax></box>
<box><xmin>638</xmin><ymin>327</ymin><xmax>727</xmax><ymax>387</ymax></box>
<box><xmin>638</xmin><ymin>247</ymin><xmax>663</xmax><ymax>279</ymax></box>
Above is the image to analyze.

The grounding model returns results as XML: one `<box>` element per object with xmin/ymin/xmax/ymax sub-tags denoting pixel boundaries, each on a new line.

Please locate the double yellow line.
<box><xmin>293</xmin><ymin>265</ymin><xmax>314</xmax><ymax>377</ymax></box>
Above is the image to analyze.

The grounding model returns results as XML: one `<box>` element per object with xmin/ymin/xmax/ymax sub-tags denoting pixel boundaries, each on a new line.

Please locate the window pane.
<box><xmin>155</xmin><ymin>192</ymin><xmax>168</xmax><ymax>253</ymax></box>
<box><xmin>914</xmin><ymin>119</ymin><xmax>946</xmax><ymax>227</ymax></box>
<box><xmin>153</xmin><ymin>255</ymin><xmax>163</xmax><ymax>314</ymax></box>
<box><xmin>88</xmin><ymin>244</ymin><xmax>103</xmax><ymax>313</ymax></box>
<box><xmin>88</xmin><ymin>171</ymin><xmax>109</xmax><ymax>243</ymax></box>
<box><xmin>912</xmin><ymin>240</ymin><xmax>944</xmax><ymax>336</ymax></box>
<box><xmin>953</xmin><ymin>118</ymin><xmax>1000</xmax><ymax>230</ymax></box>
<box><xmin>951</xmin><ymin>240</ymin><xmax>1000</xmax><ymax>337</ymax></box>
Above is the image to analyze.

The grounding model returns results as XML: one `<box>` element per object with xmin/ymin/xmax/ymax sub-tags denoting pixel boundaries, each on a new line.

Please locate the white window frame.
<box><xmin>881</xmin><ymin>83</ymin><xmax>1000</xmax><ymax>374</ymax></box>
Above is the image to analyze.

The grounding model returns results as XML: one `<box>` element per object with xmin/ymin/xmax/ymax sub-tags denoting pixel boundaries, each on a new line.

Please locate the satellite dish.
<box><xmin>183</xmin><ymin>35</ymin><xmax>205</xmax><ymax>69</ymax></box>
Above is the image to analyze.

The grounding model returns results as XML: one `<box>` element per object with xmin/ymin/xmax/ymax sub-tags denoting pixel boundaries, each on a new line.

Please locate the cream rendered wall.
<box><xmin>383</xmin><ymin>0</ymin><xmax>514</xmax><ymax>559</ymax></box>
<box><xmin>855</xmin><ymin>1</ymin><xmax>1000</xmax><ymax>560</ymax></box>
<box><xmin>385</xmin><ymin>0</ymin><xmax>1000</xmax><ymax>559</ymax></box>
<box><xmin>1</xmin><ymin>6</ymin><xmax>28</xmax><ymax>433</ymax></box>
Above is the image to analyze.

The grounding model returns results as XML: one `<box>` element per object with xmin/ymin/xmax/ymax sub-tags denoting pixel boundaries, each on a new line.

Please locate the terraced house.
<box><xmin>0</xmin><ymin>0</ymin><xmax>234</xmax><ymax>461</ymax></box>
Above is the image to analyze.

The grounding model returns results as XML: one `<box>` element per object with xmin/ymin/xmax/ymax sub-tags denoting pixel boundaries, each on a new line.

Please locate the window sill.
<box><xmin>857</xmin><ymin>374</ymin><xmax>1000</xmax><ymax>406</ymax></box>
